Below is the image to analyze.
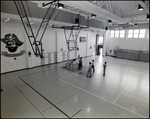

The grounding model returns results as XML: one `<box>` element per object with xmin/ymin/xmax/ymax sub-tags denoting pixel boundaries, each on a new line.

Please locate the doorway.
<box><xmin>96</xmin><ymin>36</ymin><xmax>103</xmax><ymax>56</ymax></box>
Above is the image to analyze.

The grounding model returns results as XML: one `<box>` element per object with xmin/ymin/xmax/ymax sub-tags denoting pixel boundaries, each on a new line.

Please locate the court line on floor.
<box><xmin>71</xmin><ymin>109</ymin><xmax>81</xmax><ymax>118</ymax></box>
<box><xmin>20</xmin><ymin>67</ymin><xmax>63</xmax><ymax>77</ymax></box>
<box><xmin>19</xmin><ymin>70</ymin><xmax>81</xmax><ymax>90</ymax></box>
<box><xmin>4</xmin><ymin>75</ymin><xmax>46</xmax><ymax>119</ymax></box>
<box><xmin>59</xmin><ymin>78</ymin><xmax>146</xmax><ymax>118</ymax></box>
<box><xmin>19</xmin><ymin>77</ymin><xmax>71</xmax><ymax>119</ymax></box>
<box><xmin>41</xmin><ymin>90</ymin><xmax>83</xmax><ymax>114</ymax></box>
<box><xmin>19</xmin><ymin>68</ymin><xmax>91</xmax><ymax>116</ymax></box>
<box><xmin>113</xmin><ymin>82</ymin><xmax>132</xmax><ymax>103</ymax></box>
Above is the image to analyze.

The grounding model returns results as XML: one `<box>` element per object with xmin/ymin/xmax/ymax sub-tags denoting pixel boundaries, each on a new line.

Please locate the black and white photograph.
<box><xmin>1</xmin><ymin>1</ymin><xmax>149</xmax><ymax>118</ymax></box>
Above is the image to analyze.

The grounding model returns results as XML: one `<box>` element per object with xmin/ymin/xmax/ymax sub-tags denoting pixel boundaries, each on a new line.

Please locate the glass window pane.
<box><xmin>115</xmin><ymin>30</ymin><xmax>119</xmax><ymax>34</ymax></box>
<box><xmin>134</xmin><ymin>29</ymin><xmax>139</xmax><ymax>34</ymax></box>
<box><xmin>140</xmin><ymin>29</ymin><xmax>146</xmax><ymax>33</ymax></box>
<box><xmin>128</xmin><ymin>34</ymin><xmax>132</xmax><ymax>38</ymax></box>
<box><xmin>111</xmin><ymin>30</ymin><xmax>114</xmax><ymax>34</ymax></box>
<box><xmin>133</xmin><ymin>34</ymin><xmax>139</xmax><ymax>38</ymax></box>
<box><xmin>115</xmin><ymin>30</ymin><xmax>119</xmax><ymax>38</ymax></box>
<box><xmin>128</xmin><ymin>30</ymin><xmax>133</xmax><ymax>33</ymax></box>
<box><xmin>98</xmin><ymin>37</ymin><xmax>103</xmax><ymax>44</ymax></box>
<box><xmin>115</xmin><ymin>34</ymin><xmax>119</xmax><ymax>38</ymax></box>
<box><xmin>111</xmin><ymin>30</ymin><xmax>114</xmax><ymax>37</ymax></box>
<box><xmin>139</xmin><ymin>34</ymin><xmax>145</xmax><ymax>38</ymax></box>
<box><xmin>120</xmin><ymin>30</ymin><xmax>125</xmax><ymax>38</ymax></box>
<box><xmin>120</xmin><ymin>30</ymin><xmax>125</xmax><ymax>34</ymax></box>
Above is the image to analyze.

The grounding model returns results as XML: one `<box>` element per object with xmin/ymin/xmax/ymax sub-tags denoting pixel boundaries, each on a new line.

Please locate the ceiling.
<box><xmin>30</xmin><ymin>0</ymin><xmax>149</xmax><ymax>27</ymax></box>
<box><xmin>1</xmin><ymin>1</ymin><xmax>149</xmax><ymax>31</ymax></box>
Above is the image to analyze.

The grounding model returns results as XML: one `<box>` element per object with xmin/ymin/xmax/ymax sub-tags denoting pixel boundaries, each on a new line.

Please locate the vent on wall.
<box><xmin>3</xmin><ymin>18</ymin><xmax>10</xmax><ymax>23</ymax></box>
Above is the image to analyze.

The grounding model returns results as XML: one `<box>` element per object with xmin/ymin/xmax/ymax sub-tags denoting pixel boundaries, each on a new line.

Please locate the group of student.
<box><xmin>78</xmin><ymin>57</ymin><xmax>95</xmax><ymax>78</ymax></box>
<box><xmin>78</xmin><ymin>57</ymin><xmax>107</xmax><ymax>77</ymax></box>
<box><xmin>70</xmin><ymin>55</ymin><xmax>107</xmax><ymax>78</ymax></box>
<box><xmin>86</xmin><ymin>60</ymin><xmax>95</xmax><ymax>77</ymax></box>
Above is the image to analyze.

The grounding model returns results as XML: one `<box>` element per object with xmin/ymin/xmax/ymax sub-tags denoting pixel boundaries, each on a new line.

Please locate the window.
<box><xmin>110</xmin><ymin>30</ymin><xmax>114</xmax><ymax>38</ymax></box>
<box><xmin>133</xmin><ymin>29</ymin><xmax>139</xmax><ymax>38</ymax></box>
<box><xmin>128</xmin><ymin>30</ymin><xmax>133</xmax><ymax>38</ymax></box>
<box><xmin>98</xmin><ymin>37</ymin><xmax>103</xmax><ymax>44</ymax></box>
<box><xmin>139</xmin><ymin>29</ymin><xmax>146</xmax><ymax>38</ymax></box>
<box><xmin>115</xmin><ymin>30</ymin><xmax>119</xmax><ymax>38</ymax></box>
<box><xmin>120</xmin><ymin>30</ymin><xmax>125</xmax><ymax>38</ymax></box>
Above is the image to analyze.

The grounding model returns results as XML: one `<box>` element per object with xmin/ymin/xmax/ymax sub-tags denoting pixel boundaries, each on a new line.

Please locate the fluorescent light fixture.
<box><xmin>3</xmin><ymin>18</ymin><xmax>10</xmax><ymax>23</ymax></box>
<box><xmin>58</xmin><ymin>3</ymin><xmax>64</xmax><ymax>9</ymax></box>
<box><xmin>138</xmin><ymin>4</ymin><xmax>144</xmax><ymax>11</ymax></box>
<box><xmin>146</xmin><ymin>14</ymin><xmax>149</xmax><ymax>20</ymax></box>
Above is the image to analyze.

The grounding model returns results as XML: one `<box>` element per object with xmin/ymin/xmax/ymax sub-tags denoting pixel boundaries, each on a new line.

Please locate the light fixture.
<box><xmin>108</xmin><ymin>20</ymin><xmax>112</xmax><ymax>25</ymax></box>
<box><xmin>75</xmin><ymin>18</ymin><xmax>79</xmax><ymax>25</ymax></box>
<box><xmin>146</xmin><ymin>14</ymin><xmax>149</xmax><ymax>20</ymax></box>
<box><xmin>138</xmin><ymin>4</ymin><xmax>144</xmax><ymax>11</ymax></box>
<box><xmin>58</xmin><ymin>3</ymin><xmax>64</xmax><ymax>9</ymax></box>
<box><xmin>134</xmin><ymin>23</ymin><xmax>138</xmax><ymax>27</ymax></box>
<box><xmin>91</xmin><ymin>13</ymin><xmax>96</xmax><ymax>18</ymax></box>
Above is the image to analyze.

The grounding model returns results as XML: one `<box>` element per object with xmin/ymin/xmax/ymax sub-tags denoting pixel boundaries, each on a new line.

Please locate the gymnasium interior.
<box><xmin>1</xmin><ymin>1</ymin><xmax>149</xmax><ymax>118</ymax></box>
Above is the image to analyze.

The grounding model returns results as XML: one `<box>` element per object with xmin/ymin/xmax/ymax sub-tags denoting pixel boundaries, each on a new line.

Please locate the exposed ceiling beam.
<box><xmin>31</xmin><ymin>1</ymin><xmax>129</xmax><ymax>24</ymax></box>
<box><xmin>60</xmin><ymin>1</ymin><xmax>127</xmax><ymax>23</ymax></box>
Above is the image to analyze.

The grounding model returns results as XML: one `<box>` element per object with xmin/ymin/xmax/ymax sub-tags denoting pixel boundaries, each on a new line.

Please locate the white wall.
<box><xmin>1</xmin><ymin>21</ymin><xmax>97</xmax><ymax>73</ymax></box>
<box><xmin>1</xmin><ymin>21</ymin><xmax>28</xmax><ymax>73</ymax></box>
<box><xmin>77</xmin><ymin>31</ymin><xmax>87</xmax><ymax>58</ymax></box>
<box><xmin>87</xmin><ymin>32</ymin><xmax>96</xmax><ymax>56</ymax></box>
<box><xmin>106</xmin><ymin>24</ymin><xmax>149</xmax><ymax>55</ymax></box>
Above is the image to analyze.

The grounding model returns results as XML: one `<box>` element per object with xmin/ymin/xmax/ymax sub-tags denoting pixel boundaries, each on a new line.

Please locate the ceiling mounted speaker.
<box><xmin>75</xmin><ymin>18</ymin><xmax>79</xmax><ymax>25</ymax></box>
<box><xmin>108</xmin><ymin>20</ymin><xmax>112</xmax><ymax>23</ymax></box>
<box><xmin>105</xmin><ymin>27</ymin><xmax>108</xmax><ymax>30</ymax></box>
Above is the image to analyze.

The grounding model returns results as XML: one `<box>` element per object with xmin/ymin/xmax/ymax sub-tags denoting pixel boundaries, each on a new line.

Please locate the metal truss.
<box><xmin>64</xmin><ymin>5</ymin><xmax>106</xmax><ymax>29</ymax></box>
<box><xmin>64</xmin><ymin>5</ymin><xmax>90</xmax><ymax>16</ymax></box>
<box><xmin>14</xmin><ymin>0</ymin><xmax>58</xmax><ymax>59</ymax></box>
<box><xmin>52</xmin><ymin>15</ymin><xmax>89</xmax><ymax>51</ymax></box>
<box><xmin>35</xmin><ymin>1</ymin><xmax>108</xmax><ymax>29</ymax></box>
<box><xmin>52</xmin><ymin>24</ymin><xmax>89</xmax><ymax>51</ymax></box>
<box><xmin>88</xmin><ymin>1</ymin><xmax>136</xmax><ymax>23</ymax></box>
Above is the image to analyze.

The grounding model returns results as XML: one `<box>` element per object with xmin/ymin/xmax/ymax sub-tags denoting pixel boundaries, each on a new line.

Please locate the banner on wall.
<box><xmin>1</xmin><ymin>33</ymin><xmax>26</xmax><ymax>57</ymax></box>
<box><xmin>1</xmin><ymin>33</ymin><xmax>24</xmax><ymax>52</ymax></box>
<box><xmin>79</xmin><ymin>37</ymin><xmax>86</xmax><ymax>42</ymax></box>
<box><xmin>1</xmin><ymin>50</ymin><xmax>26</xmax><ymax>57</ymax></box>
